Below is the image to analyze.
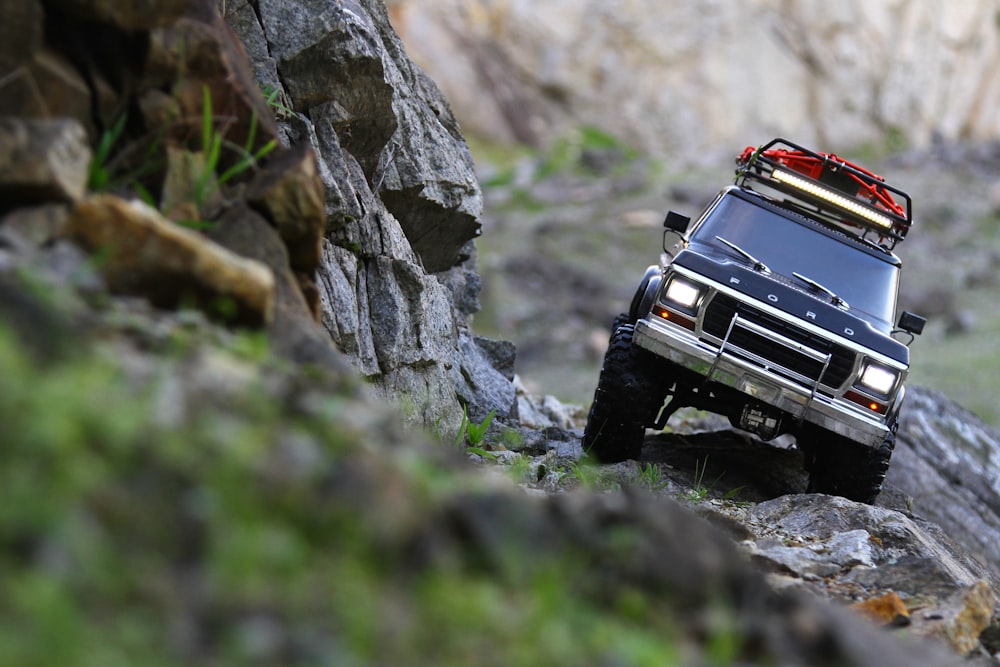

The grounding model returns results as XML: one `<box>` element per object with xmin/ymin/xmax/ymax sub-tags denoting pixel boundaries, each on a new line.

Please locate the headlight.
<box><xmin>664</xmin><ymin>277</ymin><xmax>702</xmax><ymax>310</ymax></box>
<box><xmin>858</xmin><ymin>362</ymin><xmax>899</xmax><ymax>396</ymax></box>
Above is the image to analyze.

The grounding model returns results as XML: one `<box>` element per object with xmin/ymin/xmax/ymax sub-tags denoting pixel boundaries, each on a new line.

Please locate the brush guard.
<box><xmin>705</xmin><ymin>310</ymin><xmax>833</xmax><ymax>436</ymax></box>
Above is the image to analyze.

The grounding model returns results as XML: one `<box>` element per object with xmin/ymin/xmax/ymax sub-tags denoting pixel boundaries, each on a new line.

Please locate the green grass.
<box><xmin>87</xmin><ymin>87</ymin><xmax>276</xmax><ymax>227</ymax></box>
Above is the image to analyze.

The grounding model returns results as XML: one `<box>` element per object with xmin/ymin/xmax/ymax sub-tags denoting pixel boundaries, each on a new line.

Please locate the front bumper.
<box><xmin>634</xmin><ymin>316</ymin><xmax>891</xmax><ymax>447</ymax></box>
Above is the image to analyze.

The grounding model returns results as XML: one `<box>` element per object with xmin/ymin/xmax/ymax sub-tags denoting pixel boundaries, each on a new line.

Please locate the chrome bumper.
<box><xmin>634</xmin><ymin>316</ymin><xmax>890</xmax><ymax>447</ymax></box>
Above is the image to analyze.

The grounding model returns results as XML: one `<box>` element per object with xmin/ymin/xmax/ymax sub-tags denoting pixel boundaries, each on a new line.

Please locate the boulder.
<box><xmin>748</xmin><ymin>494</ymin><xmax>988</xmax><ymax>597</ymax></box>
<box><xmin>889</xmin><ymin>386</ymin><xmax>1000</xmax><ymax>575</ymax></box>
<box><xmin>68</xmin><ymin>194</ymin><xmax>275</xmax><ymax>324</ymax></box>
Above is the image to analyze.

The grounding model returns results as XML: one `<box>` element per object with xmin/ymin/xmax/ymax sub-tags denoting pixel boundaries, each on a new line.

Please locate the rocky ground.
<box><xmin>498</xmin><ymin>386</ymin><xmax>1000</xmax><ymax>661</ymax></box>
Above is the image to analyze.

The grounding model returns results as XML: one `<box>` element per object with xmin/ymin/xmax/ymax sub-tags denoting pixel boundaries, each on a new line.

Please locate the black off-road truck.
<box><xmin>583</xmin><ymin>139</ymin><xmax>926</xmax><ymax>503</ymax></box>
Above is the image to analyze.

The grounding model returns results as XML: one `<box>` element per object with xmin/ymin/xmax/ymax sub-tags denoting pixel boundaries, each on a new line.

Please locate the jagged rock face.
<box><xmin>225</xmin><ymin>0</ymin><xmax>513</xmax><ymax>430</ymax></box>
<box><xmin>0</xmin><ymin>0</ymin><xmax>515</xmax><ymax>431</ymax></box>
<box><xmin>391</xmin><ymin>0</ymin><xmax>1000</xmax><ymax>157</ymax></box>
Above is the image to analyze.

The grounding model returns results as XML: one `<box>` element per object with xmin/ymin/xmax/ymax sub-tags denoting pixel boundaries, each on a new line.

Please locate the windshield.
<box><xmin>689</xmin><ymin>193</ymin><xmax>900</xmax><ymax>325</ymax></box>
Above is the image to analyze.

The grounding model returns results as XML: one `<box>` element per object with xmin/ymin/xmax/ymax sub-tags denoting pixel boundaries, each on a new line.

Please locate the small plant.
<box><xmin>260</xmin><ymin>83</ymin><xmax>295</xmax><ymax>116</ymax></box>
<box><xmin>685</xmin><ymin>457</ymin><xmax>716</xmax><ymax>502</ymax></box>
<box><xmin>684</xmin><ymin>457</ymin><xmax>745</xmax><ymax>502</ymax></box>
<box><xmin>465</xmin><ymin>446</ymin><xmax>497</xmax><ymax>461</ymax></box>
<box><xmin>88</xmin><ymin>113</ymin><xmax>129</xmax><ymax>191</ymax></box>
<box><xmin>570</xmin><ymin>459</ymin><xmax>599</xmax><ymax>490</ymax></box>
<box><xmin>86</xmin><ymin>87</ymin><xmax>276</xmax><ymax>229</ymax></box>
<box><xmin>635</xmin><ymin>462</ymin><xmax>667</xmax><ymax>491</ymax></box>
<box><xmin>334</xmin><ymin>238</ymin><xmax>362</xmax><ymax>256</ymax></box>
<box><xmin>456</xmin><ymin>406</ymin><xmax>496</xmax><ymax>448</ymax></box>
<box><xmin>504</xmin><ymin>453</ymin><xmax>534</xmax><ymax>482</ymax></box>
<box><xmin>191</xmin><ymin>86</ymin><xmax>277</xmax><ymax>214</ymax></box>
<box><xmin>498</xmin><ymin>426</ymin><xmax>525</xmax><ymax>449</ymax></box>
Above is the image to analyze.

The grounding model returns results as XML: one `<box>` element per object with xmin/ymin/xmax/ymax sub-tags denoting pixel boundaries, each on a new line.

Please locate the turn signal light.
<box><xmin>655</xmin><ymin>306</ymin><xmax>696</xmax><ymax>331</ymax></box>
<box><xmin>844</xmin><ymin>389</ymin><xmax>888</xmax><ymax>415</ymax></box>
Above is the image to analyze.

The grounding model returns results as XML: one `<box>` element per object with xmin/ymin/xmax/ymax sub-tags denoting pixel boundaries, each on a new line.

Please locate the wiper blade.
<box><xmin>793</xmin><ymin>271</ymin><xmax>849</xmax><ymax>309</ymax></box>
<box><xmin>714</xmin><ymin>236</ymin><xmax>770</xmax><ymax>273</ymax></box>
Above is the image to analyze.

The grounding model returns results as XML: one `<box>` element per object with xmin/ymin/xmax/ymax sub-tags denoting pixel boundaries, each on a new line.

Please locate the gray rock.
<box><xmin>751</xmin><ymin>528</ymin><xmax>876</xmax><ymax>579</ymax></box>
<box><xmin>889</xmin><ymin>386</ymin><xmax>1000</xmax><ymax>574</ymax></box>
<box><xmin>453</xmin><ymin>329</ymin><xmax>517</xmax><ymax>423</ymax></box>
<box><xmin>514</xmin><ymin>377</ymin><xmax>586</xmax><ymax>430</ymax></box>
<box><xmin>474</xmin><ymin>336</ymin><xmax>516</xmax><ymax>382</ymax></box>
<box><xmin>221</xmin><ymin>0</ymin><xmax>284</xmax><ymax>106</ymax></box>
<box><xmin>317</xmin><ymin>240</ymin><xmax>380</xmax><ymax>377</ymax></box>
<box><xmin>257</xmin><ymin>0</ymin><xmax>396</xmax><ymax>173</ymax></box>
<box><xmin>226</xmin><ymin>0</ymin><xmax>512</xmax><ymax>430</ymax></box>
<box><xmin>0</xmin><ymin>118</ymin><xmax>90</xmax><ymax>205</ymax></box>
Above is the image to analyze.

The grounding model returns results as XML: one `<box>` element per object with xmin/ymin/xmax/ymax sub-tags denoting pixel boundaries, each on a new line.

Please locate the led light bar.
<box><xmin>771</xmin><ymin>167</ymin><xmax>895</xmax><ymax>230</ymax></box>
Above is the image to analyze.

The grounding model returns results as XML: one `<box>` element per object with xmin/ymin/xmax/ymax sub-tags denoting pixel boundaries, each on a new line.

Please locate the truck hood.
<box><xmin>673</xmin><ymin>249</ymin><xmax>909</xmax><ymax>365</ymax></box>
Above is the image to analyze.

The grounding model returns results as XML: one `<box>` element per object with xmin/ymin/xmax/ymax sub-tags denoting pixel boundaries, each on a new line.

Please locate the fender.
<box><xmin>629</xmin><ymin>265</ymin><xmax>662</xmax><ymax>321</ymax></box>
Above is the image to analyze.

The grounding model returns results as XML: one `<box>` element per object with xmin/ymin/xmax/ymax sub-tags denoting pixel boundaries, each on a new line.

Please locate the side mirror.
<box><xmin>663</xmin><ymin>210</ymin><xmax>690</xmax><ymax>233</ymax></box>
<box><xmin>897</xmin><ymin>310</ymin><xmax>926</xmax><ymax>336</ymax></box>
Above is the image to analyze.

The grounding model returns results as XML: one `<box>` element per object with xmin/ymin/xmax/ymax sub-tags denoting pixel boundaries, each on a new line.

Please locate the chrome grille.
<box><xmin>702</xmin><ymin>293</ymin><xmax>856</xmax><ymax>389</ymax></box>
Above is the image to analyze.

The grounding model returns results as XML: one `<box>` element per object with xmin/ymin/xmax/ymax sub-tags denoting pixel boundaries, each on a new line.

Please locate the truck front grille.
<box><xmin>701</xmin><ymin>293</ymin><xmax>856</xmax><ymax>389</ymax></box>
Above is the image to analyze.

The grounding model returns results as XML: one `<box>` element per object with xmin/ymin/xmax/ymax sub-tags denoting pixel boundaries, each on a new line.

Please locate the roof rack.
<box><xmin>734</xmin><ymin>138</ymin><xmax>912</xmax><ymax>249</ymax></box>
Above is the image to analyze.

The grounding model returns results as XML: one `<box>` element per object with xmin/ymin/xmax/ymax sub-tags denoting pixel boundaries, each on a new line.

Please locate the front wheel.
<box><xmin>800</xmin><ymin>421</ymin><xmax>896</xmax><ymax>504</ymax></box>
<box><xmin>582</xmin><ymin>324</ymin><xmax>662</xmax><ymax>462</ymax></box>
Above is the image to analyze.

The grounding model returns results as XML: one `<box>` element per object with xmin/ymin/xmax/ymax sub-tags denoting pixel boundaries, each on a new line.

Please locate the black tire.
<box><xmin>582</xmin><ymin>392</ymin><xmax>645</xmax><ymax>462</ymax></box>
<box><xmin>800</xmin><ymin>421</ymin><xmax>896</xmax><ymax>504</ymax></box>
<box><xmin>610</xmin><ymin>312</ymin><xmax>631</xmax><ymax>338</ymax></box>
<box><xmin>582</xmin><ymin>324</ymin><xmax>661</xmax><ymax>462</ymax></box>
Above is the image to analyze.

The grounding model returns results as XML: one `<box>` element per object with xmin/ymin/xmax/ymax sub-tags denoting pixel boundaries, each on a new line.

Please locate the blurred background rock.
<box><xmin>390</xmin><ymin>0</ymin><xmax>1000</xmax><ymax>422</ymax></box>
